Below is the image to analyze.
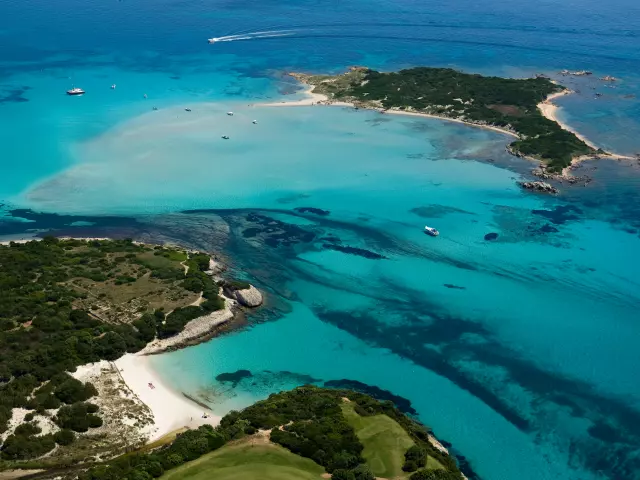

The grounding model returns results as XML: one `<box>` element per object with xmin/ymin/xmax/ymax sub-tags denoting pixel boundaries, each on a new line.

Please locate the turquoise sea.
<box><xmin>2</xmin><ymin>0</ymin><xmax>640</xmax><ymax>478</ymax></box>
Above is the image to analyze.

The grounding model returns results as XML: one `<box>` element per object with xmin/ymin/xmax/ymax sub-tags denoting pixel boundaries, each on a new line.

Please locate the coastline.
<box><xmin>536</xmin><ymin>90</ymin><xmax>635</xmax><ymax>176</ymax></box>
<box><xmin>140</xmin><ymin>292</ymin><xmax>237</xmax><ymax>355</ymax></box>
<box><xmin>258</xmin><ymin>86</ymin><xmax>519</xmax><ymax>139</ymax></box>
<box><xmin>265</xmin><ymin>76</ymin><xmax>637</xmax><ymax>183</ymax></box>
<box><xmin>114</xmin><ymin>354</ymin><xmax>220</xmax><ymax>442</ymax></box>
<box><xmin>0</xmin><ymin>238</ymin><xmax>232</xmax><ymax>446</ymax></box>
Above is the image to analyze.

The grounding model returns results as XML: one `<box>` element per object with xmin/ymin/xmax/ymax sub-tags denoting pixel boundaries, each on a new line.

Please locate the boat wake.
<box><xmin>208</xmin><ymin>30</ymin><xmax>295</xmax><ymax>43</ymax></box>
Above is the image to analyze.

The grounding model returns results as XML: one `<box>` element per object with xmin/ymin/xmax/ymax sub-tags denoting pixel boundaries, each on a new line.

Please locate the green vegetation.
<box><xmin>78</xmin><ymin>386</ymin><xmax>463</xmax><ymax>480</ymax></box>
<box><xmin>299</xmin><ymin>67</ymin><xmax>594</xmax><ymax>171</ymax></box>
<box><xmin>0</xmin><ymin>238</ymin><xmax>224</xmax><ymax>461</ymax></box>
<box><xmin>341</xmin><ymin>401</ymin><xmax>416</xmax><ymax>478</ymax></box>
<box><xmin>161</xmin><ymin>442</ymin><xmax>326</xmax><ymax>480</ymax></box>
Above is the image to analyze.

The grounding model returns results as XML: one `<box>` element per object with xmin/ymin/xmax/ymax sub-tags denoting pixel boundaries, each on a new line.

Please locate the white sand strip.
<box><xmin>257</xmin><ymin>86</ymin><xmax>518</xmax><ymax>138</ymax></box>
<box><xmin>114</xmin><ymin>354</ymin><xmax>220</xmax><ymax>441</ymax></box>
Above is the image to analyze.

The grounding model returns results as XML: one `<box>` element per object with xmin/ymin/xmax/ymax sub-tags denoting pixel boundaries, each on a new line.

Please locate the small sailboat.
<box><xmin>144</xmin><ymin>93</ymin><xmax>148</xmax><ymax>99</ymax></box>
<box><xmin>222</xmin><ymin>135</ymin><xmax>230</xmax><ymax>140</ymax></box>
<box><xmin>424</xmin><ymin>226</ymin><xmax>439</xmax><ymax>237</ymax></box>
<box><xmin>227</xmin><ymin>111</ymin><xmax>234</xmax><ymax>116</ymax></box>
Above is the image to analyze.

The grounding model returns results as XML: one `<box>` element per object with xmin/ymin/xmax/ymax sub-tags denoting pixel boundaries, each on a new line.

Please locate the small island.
<box><xmin>290</xmin><ymin>67</ymin><xmax>599</xmax><ymax>173</ymax></box>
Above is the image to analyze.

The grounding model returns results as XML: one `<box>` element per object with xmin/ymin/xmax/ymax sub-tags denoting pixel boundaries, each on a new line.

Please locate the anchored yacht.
<box><xmin>424</xmin><ymin>226</ymin><xmax>439</xmax><ymax>237</ymax></box>
<box><xmin>66</xmin><ymin>87</ymin><xmax>85</xmax><ymax>96</ymax></box>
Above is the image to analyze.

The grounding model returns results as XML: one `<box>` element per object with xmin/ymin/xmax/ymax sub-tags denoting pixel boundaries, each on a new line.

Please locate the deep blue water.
<box><xmin>2</xmin><ymin>0</ymin><xmax>640</xmax><ymax>479</ymax></box>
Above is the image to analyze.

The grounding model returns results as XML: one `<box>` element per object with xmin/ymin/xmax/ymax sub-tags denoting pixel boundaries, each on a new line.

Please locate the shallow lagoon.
<box><xmin>11</xmin><ymin>99</ymin><xmax>640</xmax><ymax>480</ymax></box>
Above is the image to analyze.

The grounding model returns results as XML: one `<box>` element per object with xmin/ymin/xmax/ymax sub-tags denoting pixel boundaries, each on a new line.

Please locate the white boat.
<box><xmin>252</xmin><ymin>120</ymin><xmax>258</xmax><ymax>124</ymax></box>
<box><xmin>66</xmin><ymin>87</ymin><xmax>85</xmax><ymax>96</ymax></box>
<box><xmin>424</xmin><ymin>226</ymin><xmax>439</xmax><ymax>237</ymax></box>
<box><xmin>208</xmin><ymin>38</ymin><xmax>219</xmax><ymax>44</ymax></box>
<box><xmin>227</xmin><ymin>111</ymin><xmax>234</xmax><ymax>116</ymax></box>
<box><xmin>185</xmin><ymin>108</ymin><xmax>192</xmax><ymax>112</ymax></box>
<box><xmin>111</xmin><ymin>84</ymin><xmax>116</xmax><ymax>89</ymax></box>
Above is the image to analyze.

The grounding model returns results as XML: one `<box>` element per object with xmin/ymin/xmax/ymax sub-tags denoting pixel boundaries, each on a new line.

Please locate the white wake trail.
<box><xmin>209</xmin><ymin>30</ymin><xmax>296</xmax><ymax>43</ymax></box>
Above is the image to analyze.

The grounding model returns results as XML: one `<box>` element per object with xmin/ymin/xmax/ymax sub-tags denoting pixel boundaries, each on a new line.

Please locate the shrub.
<box><xmin>352</xmin><ymin>464</ymin><xmax>375</xmax><ymax>480</ymax></box>
<box><xmin>55</xmin><ymin>402</ymin><xmax>101</xmax><ymax>432</ymax></box>
<box><xmin>403</xmin><ymin>445</ymin><xmax>427</xmax><ymax>472</ymax></box>
<box><xmin>332</xmin><ymin>470</ymin><xmax>356</xmax><ymax>480</ymax></box>
<box><xmin>54</xmin><ymin>428</ymin><xmax>76</xmax><ymax>446</ymax></box>
<box><xmin>54</xmin><ymin>376</ymin><xmax>98</xmax><ymax>404</ymax></box>
<box><xmin>1</xmin><ymin>433</ymin><xmax>56</xmax><ymax>460</ymax></box>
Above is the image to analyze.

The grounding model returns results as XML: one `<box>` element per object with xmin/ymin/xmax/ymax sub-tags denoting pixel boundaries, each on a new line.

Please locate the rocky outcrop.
<box><xmin>206</xmin><ymin>257</ymin><xmax>226</xmax><ymax>275</ymax></box>
<box><xmin>234</xmin><ymin>285</ymin><xmax>263</xmax><ymax>308</ymax></box>
<box><xmin>517</xmin><ymin>181</ymin><xmax>559</xmax><ymax>194</ymax></box>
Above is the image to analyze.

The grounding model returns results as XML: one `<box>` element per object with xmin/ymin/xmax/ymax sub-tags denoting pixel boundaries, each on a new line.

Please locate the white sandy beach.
<box><xmin>537</xmin><ymin>90</ymin><xmax>601</xmax><ymax>150</ymax></box>
<box><xmin>257</xmin><ymin>86</ymin><xmax>519</xmax><ymax>138</ymax></box>
<box><xmin>537</xmin><ymin>90</ymin><xmax>634</xmax><ymax>176</ymax></box>
<box><xmin>261</xmin><ymin>83</ymin><xmax>635</xmax><ymax>179</ymax></box>
<box><xmin>114</xmin><ymin>354</ymin><xmax>220</xmax><ymax>441</ymax></box>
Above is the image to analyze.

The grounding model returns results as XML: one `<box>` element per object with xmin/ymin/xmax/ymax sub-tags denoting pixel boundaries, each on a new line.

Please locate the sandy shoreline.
<box><xmin>537</xmin><ymin>90</ymin><xmax>634</xmax><ymax>175</ymax></box>
<box><xmin>537</xmin><ymin>90</ymin><xmax>601</xmax><ymax>150</ymax></box>
<box><xmin>261</xmin><ymin>83</ymin><xmax>636</xmax><ymax>179</ymax></box>
<box><xmin>114</xmin><ymin>354</ymin><xmax>220</xmax><ymax>441</ymax></box>
<box><xmin>257</xmin><ymin>86</ymin><xmax>519</xmax><ymax>138</ymax></box>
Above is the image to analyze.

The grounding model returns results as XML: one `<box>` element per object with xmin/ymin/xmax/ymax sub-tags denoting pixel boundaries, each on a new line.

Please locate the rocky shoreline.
<box><xmin>517</xmin><ymin>181</ymin><xmax>559</xmax><ymax>194</ymax></box>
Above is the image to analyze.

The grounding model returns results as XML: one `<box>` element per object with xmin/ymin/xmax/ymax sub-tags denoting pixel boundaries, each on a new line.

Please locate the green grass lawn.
<box><xmin>341</xmin><ymin>402</ymin><xmax>444</xmax><ymax>479</ymax></box>
<box><xmin>161</xmin><ymin>440</ymin><xmax>325</xmax><ymax>480</ymax></box>
<box><xmin>341</xmin><ymin>402</ymin><xmax>415</xmax><ymax>478</ymax></box>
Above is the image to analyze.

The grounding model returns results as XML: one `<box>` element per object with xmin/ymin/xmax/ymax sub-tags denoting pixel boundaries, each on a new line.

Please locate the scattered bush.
<box><xmin>403</xmin><ymin>445</ymin><xmax>427</xmax><ymax>472</ymax></box>
<box><xmin>54</xmin><ymin>428</ymin><xmax>76</xmax><ymax>446</ymax></box>
<box><xmin>55</xmin><ymin>402</ymin><xmax>101</xmax><ymax>432</ymax></box>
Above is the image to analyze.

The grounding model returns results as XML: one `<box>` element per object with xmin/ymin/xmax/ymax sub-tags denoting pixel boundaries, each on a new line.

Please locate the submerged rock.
<box><xmin>294</xmin><ymin>207</ymin><xmax>330</xmax><ymax>216</ymax></box>
<box><xmin>484</xmin><ymin>232</ymin><xmax>499</xmax><ymax>241</ymax></box>
<box><xmin>234</xmin><ymin>285</ymin><xmax>263</xmax><ymax>308</ymax></box>
<box><xmin>517</xmin><ymin>181</ymin><xmax>559</xmax><ymax>194</ymax></box>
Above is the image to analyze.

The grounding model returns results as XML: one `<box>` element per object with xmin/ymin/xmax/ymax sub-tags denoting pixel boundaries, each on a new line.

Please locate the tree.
<box><xmin>95</xmin><ymin>331</ymin><xmax>127</xmax><ymax>360</ymax></box>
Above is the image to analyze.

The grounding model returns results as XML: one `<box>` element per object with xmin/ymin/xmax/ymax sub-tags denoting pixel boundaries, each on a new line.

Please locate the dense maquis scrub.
<box><xmin>299</xmin><ymin>67</ymin><xmax>594</xmax><ymax>171</ymax></box>
<box><xmin>78</xmin><ymin>386</ymin><xmax>464</xmax><ymax>480</ymax></box>
<box><xmin>0</xmin><ymin>238</ymin><xmax>223</xmax><ymax>460</ymax></box>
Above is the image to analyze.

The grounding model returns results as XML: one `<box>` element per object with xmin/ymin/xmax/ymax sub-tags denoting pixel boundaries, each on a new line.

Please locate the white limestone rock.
<box><xmin>234</xmin><ymin>285</ymin><xmax>263</xmax><ymax>308</ymax></box>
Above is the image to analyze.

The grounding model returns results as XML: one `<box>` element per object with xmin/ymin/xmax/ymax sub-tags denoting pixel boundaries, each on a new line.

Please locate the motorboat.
<box><xmin>111</xmin><ymin>84</ymin><xmax>116</xmax><ymax>89</ymax></box>
<box><xmin>208</xmin><ymin>38</ymin><xmax>219</xmax><ymax>44</ymax></box>
<box><xmin>222</xmin><ymin>135</ymin><xmax>230</xmax><ymax>139</ymax></box>
<box><xmin>252</xmin><ymin>120</ymin><xmax>257</xmax><ymax>124</ymax></box>
<box><xmin>66</xmin><ymin>87</ymin><xmax>85</xmax><ymax>96</ymax></box>
<box><xmin>152</xmin><ymin>107</ymin><xmax>158</xmax><ymax>111</ymax></box>
<box><xmin>424</xmin><ymin>226</ymin><xmax>439</xmax><ymax>237</ymax></box>
<box><xmin>185</xmin><ymin>108</ymin><xmax>192</xmax><ymax>112</ymax></box>
<box><xmin>227</xmin><ymin>111</ymin><xmax>234</xmax><ymax>116</ymax></box>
